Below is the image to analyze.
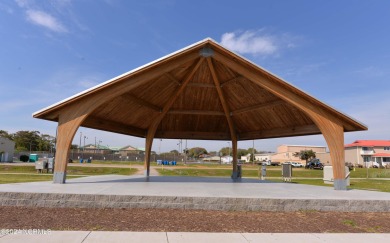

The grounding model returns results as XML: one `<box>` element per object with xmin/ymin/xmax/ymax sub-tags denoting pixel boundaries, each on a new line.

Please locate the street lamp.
<box><xmin>82</xmin><ymin>136</ymin><xmax>88</xmax><ymax>159</ymax></box>
<box><xmin>227</xmin><ymin>142</ymin><xmax>230</xmax><ymax>156</ymax></box>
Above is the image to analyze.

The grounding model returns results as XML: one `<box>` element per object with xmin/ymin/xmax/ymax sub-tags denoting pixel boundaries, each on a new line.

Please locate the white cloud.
<box><xmin>14</xmin><ymin>0</ymin><xmax>30</xmax><ymax>8</ymax></box>
<box><xmin>220</xmin><ymin>30</ymin><xmax>278</xmax><ymax>56</ymax></box>
<box><xmin>26</xmin><ymin>9</ymin><xmax>67</xmax><ymax>33</ymax></box>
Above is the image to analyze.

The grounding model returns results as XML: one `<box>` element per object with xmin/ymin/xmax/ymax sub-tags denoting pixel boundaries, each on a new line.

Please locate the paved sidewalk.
<box><xmin>1</xmin><ymin>231</ymin><xmax>390</xmax><ymax>243</ymax></box>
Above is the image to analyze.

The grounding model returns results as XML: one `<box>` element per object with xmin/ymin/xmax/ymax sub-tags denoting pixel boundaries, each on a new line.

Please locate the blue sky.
<box><xmin>1</xmin><ymin>0</ymin><xmax>389</xmax><ymax>153</ymax></box>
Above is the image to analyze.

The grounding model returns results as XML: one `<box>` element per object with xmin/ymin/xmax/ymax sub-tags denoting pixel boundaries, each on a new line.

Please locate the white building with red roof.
<box><xmin>345</xmin><ymin>140</ymin><xmax>390</xmax><ymax>167</ymax></box>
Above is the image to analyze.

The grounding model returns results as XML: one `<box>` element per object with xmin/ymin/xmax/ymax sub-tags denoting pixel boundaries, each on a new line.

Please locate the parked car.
<box><xmin>305</xmin><ymin>161</ymin><xmax>324</xmax><ymax>170</ymax></box>
<box><xmin>291</xmin><ymin>162</ymin><xmax>304</xmax><ymax>168</ymax></box>
<box><xmin>370</xmin><ymin>162</ymin><xmax>381</xmax><ymax>168</ymax></box>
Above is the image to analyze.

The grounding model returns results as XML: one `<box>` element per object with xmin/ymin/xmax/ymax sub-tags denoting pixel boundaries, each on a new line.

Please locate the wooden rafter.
<box><xmin>187</xmin><ymin>83</ymin><xmax>215</xmax><ymax>88</ymax></box>
<box><xmin>164</xmin><ymin>73</ymin><xmax>181</xmax><ymax>86</ymax></box>
<box><xmin>143</xmin><ymin>57</ymin><xmax>205</xmax><ymax>175</ymax></box>
<box><xmin>207</xmin><ymin>58</ymin><xmax>236</xmax><ymax>137</ymax></box>
<box><xmin>220</xmin><ymin>75</ymin><xmax>244</xmax><ymax>88</ymax></box>
<box><xmin>207</xmin><ymin>57</ymin><xmax>239</xmax><ymax>176</ymax></box>
<box><xmin>83</xmin><ymin>116</ymin><xmax>146</xmax><ymax>137</ymax></box>
<box><xmin>149</xmin><ymin>57</ymin><xmax>205</xmax><ymax>131</ymax></box>
<box><xmin>155</xmin><ymin>131</ymin><xmax>230</xmax><ymax>140</ymax></box>
<box><xmin>168</xmin><ymin>110</ymin><xmax>225</xmax><ymax>116</ymax></box>
<box><xmin>122</xmin><ymin>93</ymin><xmax>161</xmax><ymax>112</ymax></box>
<box><xmin>231</xmin><ymin>100</ymin><xmax>285</xmax><ymax>115</ymax></box>
<box><xmin>238</xmin><ymin>124</ymin><xmax>321</xmax><ymax>140</ymax></box>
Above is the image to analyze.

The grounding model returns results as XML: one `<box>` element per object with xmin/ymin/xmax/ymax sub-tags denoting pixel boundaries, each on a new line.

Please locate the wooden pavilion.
<box><xmin>33</xmin><ymin>38</ymin><xmax>367</xmax><ymax>190</ymax></box>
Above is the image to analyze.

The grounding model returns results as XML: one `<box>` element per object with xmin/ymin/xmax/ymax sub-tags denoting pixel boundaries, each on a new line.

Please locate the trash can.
<box><xmin>48</xmin><ymin>158</ymin><xmax>54</xmax><ymax>173</ymax></box>
<box><xmin>282</xmin><ymin>163</ymin><xmax>292</xmax><ymax>182</ymax></box>
<box><xmin>80</xmin><ymin>159</ymin><xmax>84</xmax><ymax>163</ymax></box>
<box><xmin>157</xmin><ymin>160</ymin><xmax>162</xmax><ymax>165</ymax></box>
<box><xmin>29</xmin><ymin>154</ymin><xmax>39</xmax><ymax>163</ymax></box>
<box><xmin>237</xmin><ymin>164</ymin><xmax>242</xmax><ymax>178</ymax></box>
<box><xmin>261</xmin><ymin>164</ymin><xmax>266</xmax><ymax>180</ymax></box>
<box><xmin>87</xmin><ymin>159</ymin><xmax>91</xmax><ymax>163</ymax></box>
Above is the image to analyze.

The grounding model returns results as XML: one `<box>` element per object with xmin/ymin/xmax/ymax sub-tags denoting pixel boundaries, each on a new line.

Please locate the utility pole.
<box><xmin>252</xmin><ymin>140</ymin><xmax>255</xmax><ymax>165</ymax></box>
<box><xmin>79</xmin><ymin>132</ymin><xmax>82</xmax><ymax>153</ymax></box>
<box><xmin>184</xmin><ymin>139</ymin><xmax>187</xmax><ymax>164</ymax></box>
<box><xmin>82</xmin><ymin>135</ymin><xmax>87</xmax><ymax>159</ymax></box>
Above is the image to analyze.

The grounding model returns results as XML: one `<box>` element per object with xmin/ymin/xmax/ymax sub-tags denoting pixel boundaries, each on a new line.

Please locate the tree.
<box><xmin>237</xmin><ymin>148</ymin><xmax>249</xmax><ymax>158</ymax></box>
<box><xmin>13</xmin><ymin>131</ymin><xmax>41</xmax><ymax>152</ymax></box>
<box><xmin>170</xmin><ymin>149</ymin><xmax>179</xmax><ymax>155</ymax></box>
<box><xmin>37</xmin><ymin>134</ymin><xmax>55</xmax><ymax>152</ymax></box>
<box><xmin>188</xmin><ymin>147</ymin><xmax>207</xmax><ymax>159</ymax></box>
<box><xmin>0</xmin><ymin>130</ymin><xmax>13</xmax><ymax>140</ymax></box>
<box><xmin>293</xmin><ymin>150</ymin><xmax>316</xmax><ymax>164</ymax></box>
<box><xmin>247</xmin><ymin>148</ymin><xmax>258</xmax><ymax>162</ymax></box>
<box><xmin>219</xmin><ymin>147</ymin><xmax>231</xmax><ymax>156</ymax></box>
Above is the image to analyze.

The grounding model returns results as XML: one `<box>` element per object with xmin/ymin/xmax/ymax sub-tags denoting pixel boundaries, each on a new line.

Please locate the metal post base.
<box><xmin>334</xmin><ymin>179</ymin><xmax>347</xmax><ymax>190</ymax></box>
<box><xmin>231</xmin><ymin>171</ymin><xmax>239</xmax><ymax>179</ymax></box>
<box><xmin>53</xmin><ymin>172</ymin><xmax>66</xmax><ymax>184</ymax></box>
<box><xmin>144</xmin><ymin>169</ymin><xmax>150</xmax><ymax>177</ymax></box>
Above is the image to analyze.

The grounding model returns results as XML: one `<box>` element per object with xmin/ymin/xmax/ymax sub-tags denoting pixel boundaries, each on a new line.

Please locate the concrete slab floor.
<box><xmin>0</xmin><ymin>175</ymin><xmax>389</xmax><ymax>200</ymax></box>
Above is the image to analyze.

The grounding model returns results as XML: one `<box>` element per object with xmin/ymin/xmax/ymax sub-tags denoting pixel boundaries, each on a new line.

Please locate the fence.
<box><xmin>14</xmin><ymin>151</ymin><xmax>189</xmax><ymax>163</ymax></box>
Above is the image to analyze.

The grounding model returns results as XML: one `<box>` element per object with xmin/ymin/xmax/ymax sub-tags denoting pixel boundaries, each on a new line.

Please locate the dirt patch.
<box><xmin>1</xmin><ymin>207</ymin><xmax>389</xmax><ymax>233</ymax></box>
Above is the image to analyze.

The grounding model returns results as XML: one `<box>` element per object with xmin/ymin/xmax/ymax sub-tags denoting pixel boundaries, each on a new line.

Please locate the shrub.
<box><xmin>20</xmin><ymin>155</ymin><xmax>29</xmax><ymax>162</ymax></box>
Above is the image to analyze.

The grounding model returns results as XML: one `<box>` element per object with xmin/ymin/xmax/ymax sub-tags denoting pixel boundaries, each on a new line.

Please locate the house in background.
<box><xmin>80</xmin><ymin>144</ymin><xmax>111</xmax><ymax>154</ymax></box>
<box><xmin>240</xmin><ymin>153</ymin><xmax>273</xmax><ymax>163</ymax></box>
<box><xmin>255</xmin><ymin>153</ymin><xmax>273</xmax><ymax>162</ymax></box>
<box><xmin>0</xmin><ymin>137</ymin><xmax>15</xmax><ymax>162</ymax></box>
<box><xmin>345</xmin><ymin>140</ymin><xmax>390</xmax><ymax>167</ymax></box>
<box><xmin>271</xmin><ymin>145</ymin><xmax>330</xmax><ymax>164</ymax></box>
<box><xmin>119</xmin><ymin>145</ymin><xmax>145</xmax><ymax>156</ymax></box>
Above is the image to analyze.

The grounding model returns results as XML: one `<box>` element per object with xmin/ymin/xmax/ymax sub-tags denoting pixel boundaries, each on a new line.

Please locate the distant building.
<box><xmin>345</xmin><ymin>140</ymin><xmax>390</xmax><ymax>167</ymax></box>
<box><xmin>271</xmin><ymin>145</ymin><xmax>330</xmax><ymax>165</ymax></box>
<box><xmin>240</xmin><ymin>153</ymin><xmax>272</xmax><ymax>163</ymax></box>
<box><xmin>203</xmin><ymin>156</ymin><xmax>220</xmax><ymax>162</ymax></box>
<box><xmin>80</xmin><ymin>144</ymin><xmax>111</xmax><ymax>154</ymax></box>
<box><xmin>254</xmin><ymin>153</ymin><xmax>273</xmax><ymax>162</ymax></box>
<box><xmin>0</xmin><ymin>137</ymin><xmax>15</xmax><ymax>162</ymax></box>
<box><xmin>221</xmin><ymin>156</ymin><xmax>233</xmax><ymax>164</ymax></box>
<box><xmin>118</xmin><ymin>145</ymin><xmax>145</xmax><ymax>156</ymax></box>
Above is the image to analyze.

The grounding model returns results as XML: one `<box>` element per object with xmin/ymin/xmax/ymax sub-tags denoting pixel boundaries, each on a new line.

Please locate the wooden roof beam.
<box><xmin>164</xmin><ymin>73</ymin><xmax>181</xmax><ymax>86</ymax></box>
<box><xmin>168</xmin><ymin>110</ymin><xmax>225</xmax><ymax>116</ymax></box>
<box><xmin>122</xmin><ymin>93</ymin><xmax>161</xmax><ymax>112</ymax></box>
<box><xmin>207</xmin><ymin>57</ymin><xmax>237</xmax><ymax>136</ymax></box>
<box><xmin>187</xmin><ymin>83</ymin><xmax>215</xmax><ymax>88</ymax></box>
<box><xmin>146</xmin><ymin>58</ymin><xmax>205</xmax><ymax>136</ymax></box>
<box><xmin>82</xmin><ymin>116</ymin><xmax>147</xmax><ymax>137</ymax></box>
<box><xmin>220</xmin><ymin>76</ymin><xmax>244</xmax><ymax>88</ymax></box>
<box><xmin>238</xmin><ymin>124</ymin><xmax>321</xmax><ymax>140</ymax></box>
<box><xmin>155</xmin><ymin>131</ymin><xmax>230</xmax><ymax>140</ymax></box>
<box><xmin>231</xmin><ymin>100</ymin><xmax>285</xmax><ymax>116</ymax></box>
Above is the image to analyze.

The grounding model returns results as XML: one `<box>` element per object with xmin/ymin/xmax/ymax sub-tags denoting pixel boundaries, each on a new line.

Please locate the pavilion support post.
<box><xmin>320</xmin><ymin>122</ymin><xmax>346</xmax><ymax>190</ymax></box>
<box><xmin>305</xmin><ymin>113</ymin><xmax>347</xmax><ymax>190</ymax></box>
<box><xmin>54</xmin><ymin>113</ymin><xmax>86</xmax><ymax>184</ymax></box>
<box><xmin>231</xmin><ymin>138</ymin><xmax>239</xmax><ymax>179</ymax></box>
<box><xmin>144</xmin><ymin>131</ymin><xmax>154</xmax><ymax>177</ymax></box>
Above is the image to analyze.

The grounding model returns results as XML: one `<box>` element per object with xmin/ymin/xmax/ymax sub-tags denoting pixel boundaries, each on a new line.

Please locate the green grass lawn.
<box><xmin>0</xmin><ymin>174</ymin><xmax>85</xmax><ymax>184</ymax></box>
<box><xmin>289</xmin><ymin>178</ymin><xmax>390</xmax><ymax>192</ymax></box>
<box><xmin>0</xmin><ymin>174</ymin><xmax>54</xmax><ymax>184</ymax></box>
<box><xmin>0</xmin><ymin>164</ymin><xmax>137</xmax><ymax>176</ymax></box>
